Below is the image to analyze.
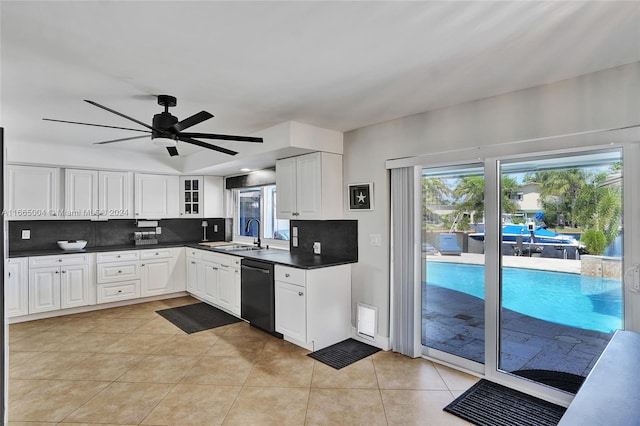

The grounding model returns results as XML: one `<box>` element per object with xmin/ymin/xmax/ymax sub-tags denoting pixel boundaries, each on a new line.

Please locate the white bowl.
<box><xmin>57</xmin><ymin>240</ymin><xmax>87</xmax><ymax>251</ymax></box>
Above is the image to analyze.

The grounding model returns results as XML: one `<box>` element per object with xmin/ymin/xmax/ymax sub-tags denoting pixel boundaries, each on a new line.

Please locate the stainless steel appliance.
<box><xmin>240</xmin><ymin>259</ymin><xmax>281</xmax><ymax>337</ymax></box>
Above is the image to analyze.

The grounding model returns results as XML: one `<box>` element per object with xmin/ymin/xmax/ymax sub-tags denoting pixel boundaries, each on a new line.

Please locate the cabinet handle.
<box><xmin>61</xmin><ymin>270</ymin><xmax>67</xmax><ymax>274</ymax></box>
<box><xmin>191</xmin><ymin>261</ymin><xmax>196</xmax><ymax>264</ymax></box>
<box><xmin>58</xmin><ymin>259</ymin><xmax>63</xmax><ymax>262</ymax></box>
<box><xmin>212</xmin><ymin>267</ymin><xmax>218</xmax><ymax>270</ymax></box>
<box><xmin>285</xmin><ymin>273</ymin><xmax>290</xmax><ymax>277</ymax></box>
<box><xmin>141</xmin><ymin>264</ymin><xmax>145</xmax><ymax>267</ymax></box>
<box><xmin>117</xmin><ymin>255</ymin><xmax>121</xmax><ymax>258</ymax></box>
<box><xmin>118</xmin><ymin>290</ymin><xmax>123</xmax><ymax>293</ymax></box>
<box><xmin>55</xmin><ymin>271</ymin><xmax>59</xmax><ymax>274</ymax></box>
<box><xmin>118</xmin><ymin>270</ymin><xmax>122</xmax><ymax>273</ymax></box>
<box><xmin>298</xmin><ymin>292</ymin><xmax>304</xmax><ymax>296</ymax></box>
<box><xmin>7</xmin><ymin>272</ymin><xmax>10</xmax><ymax>278</ymax></box>
<box><xmin>155</xmin><ymin>252</ymin><xmax>159</xmax><ymax>255</ymax></box>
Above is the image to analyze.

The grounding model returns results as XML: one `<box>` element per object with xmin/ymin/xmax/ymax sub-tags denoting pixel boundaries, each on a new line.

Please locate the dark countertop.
<box><xmin>184</xmin><ymin>243</ymin><xmax>357</xmax><ymax>269</ymax></box>
<box><xmin>10</xmin><ymin>241</ymin><xmax>357</xmax><ymax>270</ymax></box>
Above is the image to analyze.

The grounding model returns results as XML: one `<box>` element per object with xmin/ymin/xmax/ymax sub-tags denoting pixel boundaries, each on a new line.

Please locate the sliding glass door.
<box><xmin>421</xmin><ymin>164</ymin><xmax>485</xmax><ymax>372</ymax></box>
<box><xmin>498</xmin><ymin>150</ymin><xmax>623</xmax><ymax>392</ymax></box>
<box><xmin>420</xmin><ymin>147</ymin><xmax>626</xmax><ymax>396</ymax></box>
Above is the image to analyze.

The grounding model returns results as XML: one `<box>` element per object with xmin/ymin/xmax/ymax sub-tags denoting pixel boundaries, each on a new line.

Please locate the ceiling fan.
<box><xmin>43</xmin><ymin>95</ymin><xmax>263</xmax><ymax>157</ymax></box>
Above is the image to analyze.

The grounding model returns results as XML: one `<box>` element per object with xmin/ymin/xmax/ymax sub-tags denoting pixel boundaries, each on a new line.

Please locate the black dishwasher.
<box><xmin>240</xmin><ymin>259</ymin><xmax>282</xmax><ymax>337</ymax></box>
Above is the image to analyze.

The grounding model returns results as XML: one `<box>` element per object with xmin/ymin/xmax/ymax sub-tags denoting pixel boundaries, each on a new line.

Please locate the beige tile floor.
<box><xmin>7</xmin><ymin>296</ymin><xmax>478</xmax><ymax>425</ymax></box>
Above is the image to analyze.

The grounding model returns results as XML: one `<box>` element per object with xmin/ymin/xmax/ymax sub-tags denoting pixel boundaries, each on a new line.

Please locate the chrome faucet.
<box><xmin>244</xmin><ymin>218</ymin><xmax>261</xmax><ymax>248</ymax></box>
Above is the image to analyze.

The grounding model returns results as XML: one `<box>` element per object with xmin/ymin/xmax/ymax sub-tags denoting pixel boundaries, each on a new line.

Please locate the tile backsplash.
<box><xmin>8</xmin><ymin>218</ymin><xmax>232</xmax><ymax>252</ymax></box>
<box><xmin>290</xmin><ymin>220</ymin><xmax>358</xmax><ymax>261</ymax></box>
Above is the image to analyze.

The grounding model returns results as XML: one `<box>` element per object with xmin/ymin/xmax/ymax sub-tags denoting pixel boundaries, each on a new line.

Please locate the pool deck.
<box><xmin>422</xmin><ymin>253</ymin><xmax>614</xmax><ymax>387</ymax></box>
<box><xmin>425</xmin><ymin>252</ymin><xmax>582</xmax><ymax>274</ymax></box>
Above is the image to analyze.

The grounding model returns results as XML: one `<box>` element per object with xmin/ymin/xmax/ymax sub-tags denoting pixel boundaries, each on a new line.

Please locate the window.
<box><xmin>235</xmin><ymin>185</ymin><xmax>290</xmax><ymax>242</ymax></box>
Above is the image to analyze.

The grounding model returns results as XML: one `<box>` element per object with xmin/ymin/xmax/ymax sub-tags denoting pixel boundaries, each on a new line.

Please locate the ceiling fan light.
<box><xmin>152</xmin><ymin>136</ymin><xmax>177</xmax><ymax>147</ymax></box>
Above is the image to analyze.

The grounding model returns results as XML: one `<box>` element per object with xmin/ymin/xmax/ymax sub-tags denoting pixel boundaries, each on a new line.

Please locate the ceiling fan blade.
<box><xmin>177</xmin><ymin>136</ymin><xmax>238</xmax><ymax>156</ymax></box>
<box><xmin>179</xmin><ymin>132</ymin><xmax>263</xmax><ymax>143</ymax></box>
<box><xmin>43</xmin><ymin>118</ymin><xmax>152</xmax><ymax>133</ymax></box>
<box><xmin>94</xmin><ymin>135</ymin><xmax>150</xmax><ymax>144</ymax></box>
<box><xmin>171</xmin><ymin>111</ymin><xmax>214</xmax><ymax>133</ymax></box>
<box><xmin>84</xmin><ymin>99</ymin><xmax>162</xmax><ymax>132</ymax></box>
<box><xmin>166</xmin><ymin>146</ymin><xmax>179</xmax><ymax>157</ymax></box>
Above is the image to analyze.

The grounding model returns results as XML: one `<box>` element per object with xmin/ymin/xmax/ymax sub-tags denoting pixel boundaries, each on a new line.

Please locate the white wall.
<box><xmin>343</xmin><ymin>62</ymin><xmax>640</xmax><ymax>345</ymax></box>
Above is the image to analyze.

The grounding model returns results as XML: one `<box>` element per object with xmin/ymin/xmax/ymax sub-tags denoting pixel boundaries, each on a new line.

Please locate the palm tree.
<box><xmin>524</xmin><ymin>169</ymin><xmax>587</xmax><ymax>227</ymax></box>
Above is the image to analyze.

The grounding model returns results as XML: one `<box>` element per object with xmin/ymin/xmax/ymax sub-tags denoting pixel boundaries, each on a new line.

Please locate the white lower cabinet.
<box><xmin>185</xmin><ymin>249</ymin><xmax>241</xmax><ymax>316</ymax></box>
<box><xmin>275</xmin><ymin>280</ymin><xmax>307</xmax><ymax>342</ymax></box>
<box><xmin>140</xmin><ymin>248</ymin><xmax>175</xmax><ymax>297</ymax></box>
<box><xmin>96</xmin><ymin>250</ymin><xmax>141</xmax><ymax>304</ymax></box>
<box><xmin>28</xmin><ymin>254</ymin><xmax>93</xmax><ymax>314</ymax></box>
<box><xmin>275</xmin><ymin>264</ymin><xmax>352</xmax><ymax>351</ymax></box>
<box><xmin>6</xmin><ymin>257</ymin><xmax>29</xmax><ymax>317</ymax></box>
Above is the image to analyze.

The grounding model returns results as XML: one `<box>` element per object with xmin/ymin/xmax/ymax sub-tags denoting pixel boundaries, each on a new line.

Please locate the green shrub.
<box><xmin>581</xmin><ymin>229</ymin><xmax>607</xmax><ymax>255</ymax></box>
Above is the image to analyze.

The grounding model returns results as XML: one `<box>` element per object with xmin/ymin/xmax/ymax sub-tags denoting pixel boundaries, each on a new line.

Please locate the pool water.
<box><xmin>425</xmin><ymin>262</ymin><xmax>623</xmax><ymax>333</ymax></box>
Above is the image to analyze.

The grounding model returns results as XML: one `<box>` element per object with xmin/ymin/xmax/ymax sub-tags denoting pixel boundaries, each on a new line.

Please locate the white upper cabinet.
<box><xmin>179</xmin><ymin>176</ymin><xmax>224</xmax><ymax>218</ymax></box>
<box><xmin>6</xmin><ymin>165</ymin><xmax>61</xmax><ymax>220</ymax></box>
<box><xmin>99</xmin><ymin>171</ymin><xmax>133</xmax><ymax>219</ymax></box>
<box><xmin>134</xmin><ymin>173</ymin><xmax>179</xmax><ymax>219</ymax></box>
<box><xmin>275</xmin><ymin>152</ymin><xmax>343</xmax><ymax>220</ymax></box>
<box><xmin>65</xmin><ymin>169</ymin><xmax>133</xmax><ymax>219</ymax></box>
<box><xmin>65</xmin><ymin>169</ymin><xmax>98</xmax><ymax>219</ymax></box>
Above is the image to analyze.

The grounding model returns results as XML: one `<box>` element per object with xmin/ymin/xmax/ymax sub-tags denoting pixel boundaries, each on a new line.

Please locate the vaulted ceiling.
<box><xmin>2</xmin><ymin>1</ymin><xmax>639</xmax><ymax>173</ymax></box>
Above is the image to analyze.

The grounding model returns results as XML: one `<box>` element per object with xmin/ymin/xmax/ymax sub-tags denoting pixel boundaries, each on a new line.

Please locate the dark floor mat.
<box><xmin>156</xmin><ymin>302</ymin><xmax>241</xmax><ymax>334</ymax></box>
<box><xmin>307</xmin><ymin>338</ymin><xmax>380</xmax><ymax>369</ymax></box>
<box><xmin>513</xmin><ymin>369</ymin><xmax>585</xmax><ymax>394</ymax></box>
<box><xmin>444</xmin><ymin>379</ymin><xmax>566</xmax><ymax>426</ymax></box>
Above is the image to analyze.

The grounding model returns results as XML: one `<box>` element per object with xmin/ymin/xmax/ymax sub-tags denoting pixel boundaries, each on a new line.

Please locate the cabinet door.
<box><xmin>29</xmin><ymin>267</ymin><xmax>61</xmax><ymax>314</ymax></box>
<box><xmin>232</xmin><ymin>267</ymin><xmax>241</xmax><ymax>316</ymax></box>
<box><xmin>99</xmin><ymin>171</ymin><xmax>133</xmax><ymax>219</ymax></box>
<box><xmin>186</xmin><ymin>258</ymin><xmax>202</xmax><ymax>297</ymax></box>
<box><xmin>275</xmin><ymin>280</ymin><xmax>307</xmax><ymax>342</ymax></box>
<box><xmin>6</xmin><ymin>258</ymin><xmax>28</xmax><ymax>317</ymax></box>
<box><xmin>65</xmin><ymin>169</ymin><xmax>98</xmax><ymax>219</ymax></box>
<box><xmin>216</xmin><ymin>264</ymin><xmax>234</xmax><ymax>312</ymax></box>
<box><xmin>7</xmin><ymin>165</ymin><xmax>60</xmax><ymax>220</ymax></box>
<box><xmin>60</xmin><ymin>265</ymin><xmax>90</xmax><ymax>309</ymax></box>
<box><xmin>203</xmin><ymin>262</ymin><xmax>219</xmax><ymax>304</ymax></box>
<box><xmin>296</xmin><ymin>153</ymin><xmax>322</xmax><ymax>219</ymax></box>
<box><xmin>275</xmin><ymin>157</ymin><xmax>297</xmax><ymax>219</ymax></box>
<box><xmin>141</xmin><ymin>259</ymin><xmax>172</xmax><ymax>297</ymax></box>
<box><xmin>180</xmin><ymin>176</ymin><xmax>203</xmax><ymax>218</ymax></box>
<box><xmin>135</xmin><ymin>173</ymin><xmax>179</xmax><ymax>219</ymax></box>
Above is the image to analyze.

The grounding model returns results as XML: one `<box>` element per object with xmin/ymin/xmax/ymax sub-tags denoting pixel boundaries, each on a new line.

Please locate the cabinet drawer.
<box><xmin>274</xmin><ymin>265</ymin><xmax>306</xmax><ymax>285</ymax></box>
<box><xmin>29</xmin><ymin>253</ymin><xmax>89</xmax><ymax>268</ymax></box>
<box><xmin>97</xmin><ymin>250</ymin><xmax>140</xmax><ymax>263</ymax></box>
<box><xmin>140</xmin><ymin>248</ymin><xmax>172</xmax><ymax>259</ymax></box>
<box><xmin>185</xmin><ymin>248</ymin><xmax>204</xmax><ymax>259</ymax></box>
<box><xmin>97</xmin><ymin>280</ymin><xmax>140</xmax><ymax>303</ymax></box>
<box><xmin>97</xmin><ymin>262</ymin><xmax>140</xmax><ymax>283</ymax></box>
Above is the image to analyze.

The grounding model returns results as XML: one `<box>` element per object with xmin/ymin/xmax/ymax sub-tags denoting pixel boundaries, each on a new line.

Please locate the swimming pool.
<box><xmin>425</xmin><ymin>261</ymin><xmax>623</xmax><ymax>333</ymax></box>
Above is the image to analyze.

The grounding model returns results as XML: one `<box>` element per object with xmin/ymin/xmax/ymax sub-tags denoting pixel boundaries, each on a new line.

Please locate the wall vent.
<box><xmin>357</xmin><ymin>303</ymin><xmax>377</xmax><ymax>340</ymax></box>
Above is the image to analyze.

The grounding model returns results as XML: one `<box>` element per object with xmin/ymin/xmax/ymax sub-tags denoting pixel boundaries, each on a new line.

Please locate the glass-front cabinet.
<box><xmin>180</xmin><ymin>176</ymin><xmax>202</xmax><ymax>218</ymax></box>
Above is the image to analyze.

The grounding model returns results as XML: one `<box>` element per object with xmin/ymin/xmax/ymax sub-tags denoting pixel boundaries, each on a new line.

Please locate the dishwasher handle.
<box><xmin>241</xmin><ymin>264</ymin><xmax>271</xmax><ymax>274</ymax></box>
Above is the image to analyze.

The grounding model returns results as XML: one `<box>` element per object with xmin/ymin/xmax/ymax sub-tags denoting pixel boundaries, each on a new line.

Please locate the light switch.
<box><xmin>21</xmin><ymin>230</ymin><xmax>30</xmax><ymax>240</ymax></box>
<box><xmin>313</xmin><ymin>242</ymin><xmax>321</xmax><ymax>254</ymax></box>
<box><xmin>155</xmin><ymin>227</ymin><xmax>162</xmax><ymax>234</ymax></box>
<box><xmin>292</xmin><ymin>226</ymin><xmax>298</xmax><ymax>237</ymax></box>
<box><xmin>213</xmin><ymin>224</ymin><xmax>218</xmax><ymax>232</ymax></box>
<box><xmin>370</xmin><ymin>234</ymin><xmax>381</xmax><ymax>247</ymax></box>
<box><xmin>292</xmin><ymin>236</ymin><xmax>298</xmax><ymax>247</ymax></box>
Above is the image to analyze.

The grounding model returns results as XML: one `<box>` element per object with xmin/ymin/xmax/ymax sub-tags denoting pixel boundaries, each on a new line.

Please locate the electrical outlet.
<box><xmin>155</xmin><ymin>227</ymin><xmax>162</xmax><ymax>235</ymax></box>
<box><xmin>292</xmin><ymin>226</ymin><xmax>298</xmax><ymax>237</ymax></box>
<box><xmin>369</xmin><ymin>234</ymin><xmax>382</xmax><ymax>247</ymax></box>
<box><xmin>213</xmin><ymin>224</ymin><xmax>218</xmax><ymax>232</ymax></box>
<box><xmin>292</xmin><ymin>236</ymin><xmax>298</xmax><ymax>247</ymax></box>
<box><xmin>313</xmin><ymin>241</ymin><xmax>321</xmax><ymax>254</ymax></box>
<box><xmin>21</xmin><ymin>230</ymin><xmax>30</xmax><ymax>240</ymax></box>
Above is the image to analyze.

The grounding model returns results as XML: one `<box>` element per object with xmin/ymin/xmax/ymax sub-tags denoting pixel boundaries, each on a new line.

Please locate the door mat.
<box><xmin>513</xmin><ymin>369</ymin><xmax>585</xmax><ymax>394</ymax></box>
<box><xmin>444</xmin><ymin>379</ymin><xmax>566</xmax><ymax>426</ymax></box>
<box><xmin>307</xmin><ymin>338</ymin><xmax>380</xmax><ymax>369</ymax></box>
<box><xmin>156</xmin><ymin>302</ymin><xmax>241</xmax><ymax>334</ymax></box>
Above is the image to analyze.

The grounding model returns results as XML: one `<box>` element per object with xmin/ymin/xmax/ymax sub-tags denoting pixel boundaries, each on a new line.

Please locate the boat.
<box><xmin>468</xmin><ymin>223</ymin><xmax>582</xmax><ymax>247</ymax></box>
